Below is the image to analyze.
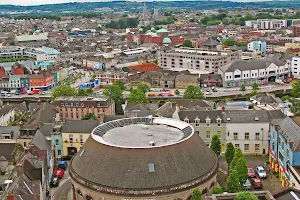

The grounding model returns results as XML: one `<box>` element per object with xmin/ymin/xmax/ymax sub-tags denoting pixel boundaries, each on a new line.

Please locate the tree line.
<box><xmin>105</xmin><ymin>17</ymin><xmax>139</xmax><ymax>29</ymax></box>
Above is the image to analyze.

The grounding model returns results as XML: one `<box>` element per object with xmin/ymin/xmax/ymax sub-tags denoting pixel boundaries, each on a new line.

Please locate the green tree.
<box><xmin>235</xmin><ymin>191</ymin><xmax>259</xmax><ymax>200</ymax></box>
<box><xmin>86</xmin><ymin>87</ymin><xmax>93</xmax><ymax>95</ymax></box>
<box><xmin>175</xmin><ymin>89</ymin><xmax>180</xmax><ymax>95</ymax></box>
<box><xmin>191</xmin><ymin>188</ymin><xmax>202</xmax><ymax>200</ymax></box>
<box><xmin>153</xmin><ymin>58</ymin><xmax>158</xmax><ymax>65</ymax></box>
<box><xmin>90</xmin><ymin>73</ymin><xmax>96</xmax><ymax>82</ymax></box>
<box><xmin>210</xmin><ymin>134</ymin><xmax>221</xmax><ymax>156</ymax></box>
<box><xmin>103</xmin><ymin>85</ymin><xmax>124</xmax><ymax>114</ymax></box>
<box><xmin>137</xmin><ymin>82</ymin><xmax>150</xmax><ymax>93</ymax></box>
<box><xmin>77</xmin><ymin>88</ymin><xmax>88</xmax><ymax>96</ymax></box>
<box><xmin>12</xmin><ymin>143</ymin><xmax>24</xmax><ymax>163</ymax></box>
<box><xmin>235</xmin><ymin>156</ymin><xmax>248</xmax><ymax>187</ymax></box>
<box><xmin>183</xmin><ymin>85</ymin><xmax>204</xmax><ymax>99</ymax></box>
<box><xmin>240</xmin><ymin>84</ymin><xmax>246</xmax><ymax>95</ymax></box>
<box><xmin>182</xmin><ymin>40</ymin><xmax>194</xmax><ymax>48</ymax></box>
<box><xmin>222</xmin><ymin>38</ymin><xmax>235</xmax><ymax>46</ymax></box>
<box><xmin>230</xmin><ymin>148</ymin><xmax>243</xmax><ymax>170</ymax></box>
<box><xmin>291</xmin><ymin>101</ymin><xmax>300</xmax><ymax>116</ymax></box>
<box><xmin>51</xmin><ymin>85</ymin><xmax>77</xmax><ymax>100</ymax></box>
<box><xmin>113</xmin><ymin>80</ymin><xmax>126</xmax><ymax>91</ymax></box>
<box><xmin>128</xmin><ymin>89</ymin><xmax>147</xmax><ymax>103</ymax></box>
<box><xmin>33</xmin><ymin>24</ymin><xmax>38</xmax><ymax>29</ymax></box>
<box><xmin>251</xmin><ymin>82</ymin><xmax>259</xmax><ymax>92</ymax></box>
<box><xmin>212</xmin><ymin>186</ymin><xmax>223</xmax><ymax>194</ymax></box>
<box><xmin>81</xmin><ymin>113</ymin><xmax>96</xmax><ymax>120</ymax></box>
<box><xmin>225</xmin><ymin>142</ymin><xmax>235</xmax><ymax>173</ymax></box>
<box><xmin>226</xmin><ymin>169</ymin><xmax>241</xmax><ymax>193</ymax></box>
<box><xmin>220</xmin><ymin>98</ymin><xmax>232</xmax><ymax>103</ymax></box>
<box><xmin>291</xmin><ymin>80</ymin><xmax>300</xmax><ymax>97</ymax></box>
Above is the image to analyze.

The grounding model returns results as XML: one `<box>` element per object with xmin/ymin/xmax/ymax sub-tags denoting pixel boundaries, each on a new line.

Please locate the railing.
<box><xmin>69</xmin><ymin>157</ymin><xmax>218</xmax><ymax>196</ymax></box>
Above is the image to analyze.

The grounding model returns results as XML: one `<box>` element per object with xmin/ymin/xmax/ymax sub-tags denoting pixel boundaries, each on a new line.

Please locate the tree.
<box><xmin>230</xmin><ymin>148</ymin><xmax>243</xmax><ymax>170</ymax></box>
<box><xmin>128</xmin><ymin>89</ymin><xmax>147</xmax><ymax>103</ymax></box>
<box><xmin>222</xmin><ymin>38</ymin><xmax>235</xmax><ymax>46</ymax></box>
<box><xmin>235</xmin><ymin>192</ymin><xmax>259</xmax><ymax>200</ymax></box>
<box><xmin>212</xmin><ymin>186</ymin><xmax>223</xmax><ymax>194</ymax></box>
<box><xmin>137</xmin><ymin>82</ymin><xmax>150</xmax><ymax>93</ymax></box>
<box><xmin>291</xmin><ymin>80</ymin><xmax>300</xmax><ymax>97</ymax></box>
<box><xmin>240</xmin><ymin>84</ymin><xmax>246</xmax><ymax>95</ymax></box>
<box><xmin>90</xmin><ymin>73</ymin><xmax>96</xmax><ymax>82</ymax></box>
<box><xmin>226</xmin><ymin>169</ymin><xmax>241</xmax><ymax>193</ymax></box>
<box><xmin>225</xmin><ymin>142</ymin><xmax>235</xmax><ymax>173</ymax></box>
<box><xmin>291</xmin><ymin>101</ymin><xmax>300</xmax><ymax>116</ymax></box>
<box><xmin>81</xmin><ymin>113</ymin><xmax>96</xmax><ymax>120</ymax></box>
<box><xmin>175</xmin><ymin>89</ymin><xmax>180</xmax><ymax>95</ymax></box>
<box><xmin>77</xmin><ymin>88</ymin><xmax>88</xmax><ymax>96</ymax></box>
<box><xmin>12</xmin><ymin>143</ymin><xmax>24</xmax><ymax>163</ymax></box>
<box><xmin>113</xmin><ymin>80</ymin><xmax>126</xmax><ymax>91</ymax></box>
<box><xmin>190</xmin><ymin>188</ymin><xmax>202</xmax><ymax>200</ymax></box>
<box><xmin>182</xmin><ymin>40</ymin><xmax>194</xmax><ymax>48</ymax></box>
<box><xmin>235</xmin><ymin>157</ymin><xmax>248</xmax><ymax>187</ymax></box>
<box><xmin>183</xmin><ymin>85</ymin><xmax>204</xmax><ymax>99</ymax></box>
<box><xmin>86</xmin><ymin>87</ymin><xmax>93</xmax><ymax>95</ymax></box>
<box><xmin>251</xmin><ymin>82</ymin><xmax>259</xmax><ymax>92</ymax></box>
<box><xmin>103</xmin><ymin>85</ymin><xmax>124</xmax><ymax>114</ymax></box>
<box><xmin>51</xmin><ymin>85</ymin><xmax>77</xmax><ymax>100</ymax></box>
<box><xmin>0</xmin><ymin>156</ymin><xmax>8</xmax><ymax>175</ymax></box>
<box><xmin>153</xmin><ymin>58</ymin><xmax>158</xmax><ymax>65</ymax></box>
<box><xmin>210</xmin><ymin>134</ymin><xmax>221</xmax><ymax>156</ymax></box>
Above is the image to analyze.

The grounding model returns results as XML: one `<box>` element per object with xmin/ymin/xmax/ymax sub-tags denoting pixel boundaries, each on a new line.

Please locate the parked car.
<box><xmin>158</xmin><ymin>93</ymin><xmax>163</xmax><ymax>96</ymax></box>
<box><xmin>248</xmin><ymin>166</ymin><xmax>256</xmax><ymax>178</ymax></box>
<box><xmin>243</xmin><ymin>179</ymin><xmax>252</xmax><ymax>190</ymax></box>
<box><xmin>20</xmin><ymin>91</ymin><xmax>26</xmax><ymax>95</ymax></box>
<box><xmin>28</xmin><ymin>91</ymin><xmax>34</xmax><ymax>95</ymax></box>
<box><xmin>15</xmin><ymin>92</ymin><xmax>20</xmax><ymax>95</ymax></box>
<box><xmin>50</xmin><ymin>177</ymin><xmax>60</xmax><ymax>187</ymax></box>
<box><xmin>250</xmin><ymin>178</ymin><xmax>263</xmax><ymax>189</ymax></box>
<box><xmin>40</xmin><ymin>91</ymin><xmax>46</xmax><ymax>95</ymax></box>
<box><xmin>205</xmin><ymin>91</ymin><xmax>212</xmax><ymax>95</ymax></box>
<box><xmin>256</xmin><ymin>166</ymin><xmax>267</xmax><ymax>178</ymax></box>
<box><xmin>58</xmin><ymin>161</ymin><xmax>68</xmax><ymax>170</ymax></box>
<box><xmin>54</xmin><ymin>169</ymin><xmax>64</xmax><ymax>179</ymax></box>
<box><xmin>167</xmin><ymin>93</ymin><xmax>174</xmax><ymax>96</ymax></box>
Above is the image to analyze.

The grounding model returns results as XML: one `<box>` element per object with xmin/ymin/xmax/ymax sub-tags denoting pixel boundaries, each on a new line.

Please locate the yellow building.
<box><xmin>175</xmin><ymin>75</ymin><xmax>198</xmax><ymax>89</ymax></box>
<box><xmin>61</xmin><ymin>120</ymin><xmax>100</xmax><ymax>156</ymax></box>
<box><xmin>285</xmin><ymin>42</ymin><xmax>300</xmax><ymax>49</ymax></box>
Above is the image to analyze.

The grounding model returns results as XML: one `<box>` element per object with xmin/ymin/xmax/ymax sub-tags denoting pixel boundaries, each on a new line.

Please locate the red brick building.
<box><xmin>0</xmin><ymin>66</ymin><xmax>6</xmax><ymax>78</ymax></box>
<box><xmin>29</xmin><ymin>74</ymin><xmax>54</xmax><ymax>90</ymax></box>
<box><xmin>293</xmin><ymin>25</ymin><xmax>300</xmax><ymax>37</ymax></box>
<box><xmin>138</xmin><ymin>28</ymin><xmax>181</xmax><ymax>46</ymax></box>
<box><xmin>11</xmin><ymin>63</ymin><xmax>25</xmax><ymax>75</ymax></box>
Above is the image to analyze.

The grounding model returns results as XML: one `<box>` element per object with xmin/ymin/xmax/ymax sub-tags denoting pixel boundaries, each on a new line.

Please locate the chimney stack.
<box><xmin>37</xmin><ymin>100</ymin><xmax>41</xmax><ymax>106</ymax></box>
<box><xmin>221</xmin><ymin>105</ymin><xmax>225</xmax><ymax>112</ymax></box>
<box><xmin>7</xmin><ymin>193</ymin><xmax>14</xmax><ymax>200</ymax></box>
<box><xmin>175</xmin><ymin>104</ymin><xmax>180</xmax><ymax>113</ymax></box>
<box><xmin>16</xmin><ymin>163</ymin><xmax>23</xmax><ymax>177</ymax></box>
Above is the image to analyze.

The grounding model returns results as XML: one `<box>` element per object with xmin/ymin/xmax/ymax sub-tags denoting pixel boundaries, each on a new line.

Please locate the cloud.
<box><xmin>1</xmin><ymin>0</ymin><xmax>106</xmax><ymax>6</ymax></box>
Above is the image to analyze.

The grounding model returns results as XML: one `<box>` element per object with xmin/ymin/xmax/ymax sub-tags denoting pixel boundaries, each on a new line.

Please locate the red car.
<box><xmin>167</xmin><ymin>93</ymin><xmax>174</xmax><ymax>96</ymax></box>
<box><xmin>20</xmin><ymin>91</ymin><xmax>26</xmax><ymax>95</ymax></box>
<box><xmin>27</xmin><ymin>91</ymin><xmax>34</xmax><ymax>95</ymax></box>
<box><xmin>54</xmin><ymin>169</ymin><xmax>64</xmax><ymax>179</ymax></box>
<box><xmin>250</xmin><ymin>178</ymin><xmax>262</xmax><ymax>189</ymax></box>
<box><xmin>248</xmin><ymin>166</ymin><xmax>256</xmax><ymax>178</ymax></box>
<box><xmin>158</xmin><ymin>93</ymin><xmax>163</xmax><ymax>96</ymax></box>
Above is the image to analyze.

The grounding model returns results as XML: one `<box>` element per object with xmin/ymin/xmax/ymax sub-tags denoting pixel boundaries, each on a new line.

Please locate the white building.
<box><xmin>158</xmin><ymin>48</ymin><xmax>241</xmax><ymax>73</ymax></box>
<box><xmin>291</xmin><ymin>57</ymin><xmax>300</xmax><ymax>79</ymax></box>
<box><xmin>218</xmin><ymin>57</ymin><xmax>291</xmax><ymax>88</ymax></box>
<box><xmin>245</xmin><ymin>19</ymin><xmax>288</xmax><ymax>30</ymax></box>
<box><xmin>223</xmin><ymin>110</ymin><xmax>270</xmax><ymax>155</ymax></box>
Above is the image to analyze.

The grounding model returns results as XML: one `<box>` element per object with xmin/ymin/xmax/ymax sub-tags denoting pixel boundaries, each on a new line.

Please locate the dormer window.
<box><xmin>206</xmin><ymin>117</ymin><xmax>211</xmax><ymax>127</ymax></box>
<box><xmin>184</xmin><ymin>117</ymin><xmax>189</xmax><ymax>123</ymax></box>
<box><xmin>195</xmin><ymin>117</ymin><xmax>200</xmax><ymax>127</ymax></box>
<box><xmin>2</xmin><ymin>134</ymin><xmax>11</xmax><ymax>140</ymax></box>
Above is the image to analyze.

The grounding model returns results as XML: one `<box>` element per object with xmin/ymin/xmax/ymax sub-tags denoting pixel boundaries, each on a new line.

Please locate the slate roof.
<box><xmin>277</xmin><ymin>117</ymin><xmax>300</xmax><ymax>151</ymax></box>
<box><xmin>160</xmin><ymin>74</ymin><xmax>175</xmax><ymax>81</ymax></box>
<box><xmin>199</xmin><ymin>74</ymin><xmax>222</xmax><ymax>81</ymax></box>
<box><xmin>179</xmin><ymin>110</ymin><xmax>223</xmax><ymax>123</ymax></box>
<box><xmin>125</xmin><ymin>103</ymin><xmax>150</xmax><ymax>111</ymax></box>
<box><xmin>219</xmin><ymin>57</ymin><xmax>285</xmax><ymax>73</ymax></box>
<box><xmin>174</xmin><ymin>99</ymin><xmax>213</xmax><ymax>110</ymax></box>
<box><xmin>62</xmin><ymin>120</ymin><xmax>100</xmax><ymax>133</ymax></box>
<box><xmin>201</xmin><ymin>39</ymin><xmax>220</xmax><ymax>46</ymax></box>
<box><xmin>223</xmin><ymin>110</ymin><xmax>269</xmax><ymax>123</ymax></box>
<box><xmin>38</xmin><ymin>123</ymin><xmax>53</xmax><ymax>137</ymax></box>
<box><xmin>252</xmin><ymin>93</ymin><xmax>282</xmax><ymax>104</ymax></box>
<box><xmin>272</xmin><ymin>187</ymin><xmax>300</xmax><ymax>200</ymax></box>
<box><xmin>175</xmin><ymin>75</ymin><xmax>198</xmax><ymax>82</ymax></box>
<box><xmin>267</xmin><ymin>110</ymin><xmax>285</xmax><ymax>125</ymax></box>
<box><xmin>0</xmin><ymin>126</ymin><xmax>20</xmax><ymax>139</ymax></box>
<box><xmin>0</xmin><ymin>143</ymin><xmax>15</xmax><ymax>161</ymax></box>
<box><xmin>155</xmin><ymin>102</ymin><xmax>176</xmax><ymax>118</ymax></box>
<box><xmin>71</xmin><ymin>132</ymin><xmax>218</xmax><ymax>189</ymax></box>
<box><xmin>31</xmin><ymin>130</ymin><xmax>51</xmax><ymax>151</ymax></box>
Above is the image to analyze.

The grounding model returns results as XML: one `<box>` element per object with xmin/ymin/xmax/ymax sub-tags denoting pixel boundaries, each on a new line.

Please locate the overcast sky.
<box><xmin>1</xmin><ymin>0</ymin><xmax>109</xmax><ymax>6</ymax></box>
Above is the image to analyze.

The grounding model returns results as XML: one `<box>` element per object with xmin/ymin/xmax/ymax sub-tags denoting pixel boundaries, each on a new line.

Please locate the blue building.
<box><xmin>247</xmin><ymin>41</ymin><xmax>267</xmax><ymax>53</ymax></box>
<box><xmin>269</xmin><ymin>117</ymin><xmax>300</xmax><ymax>187</ymax></box>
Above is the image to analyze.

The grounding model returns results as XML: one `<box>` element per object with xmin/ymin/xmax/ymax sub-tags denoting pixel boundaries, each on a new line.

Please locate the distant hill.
<box><xmin>1</xmin><ymin>1</ymin><xmax>300</xmax><ymax>15</ymax></box>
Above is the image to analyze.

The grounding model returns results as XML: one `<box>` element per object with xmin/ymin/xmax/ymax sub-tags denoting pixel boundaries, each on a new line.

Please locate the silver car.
<box><xmin>243</xmin><ymin>179</ymin><xmax>252</xmax><ymax>190</ymax></box>
<box><xmin>256</xmin><ymin>166</ymin><xmax>267</xmax><ymax>178</ymax></box>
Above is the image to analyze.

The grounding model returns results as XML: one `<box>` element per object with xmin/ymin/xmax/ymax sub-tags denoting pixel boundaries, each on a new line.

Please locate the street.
<box><xmin>52</xmin><ymin>179</ymin><xmax>71</xmax><ymax>200</ymax></box>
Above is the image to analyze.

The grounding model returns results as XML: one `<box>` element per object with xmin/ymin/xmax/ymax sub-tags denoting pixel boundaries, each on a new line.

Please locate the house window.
<box><xmin>24</xmin><ymin>142</ymin><xmax>27</xmax><ymax>147</ymax></box>
<box><xmin>234</xmin><ymin>132</ymin><xmax>238</xmax><ymax>140</ymax></box>
<box><xmin>244</xmin><ymin>144</ymin><xmax>249</xmax><ymax>151</ymax></box>
<box><xmin>76</xmin><ymin>103</ymin><xmax>79</xmax><ymax>106</ymax></box>
<box><xmin>206</xmin><ymin>131</ymin><xmax>211</xmax><ymax>139</ymax></box>
<box><xmin>195</xmin><ymin>131</ymin><xmax>200</xmax><ymax>135</ymax></box>
<box><xmin>255</xmin><ymin>144</ymin><xmax>260</xmax><ymax>151</ymax></box>
<box><xmin>97</xmin><ymin>104</ymin><xmax>100</xmax><ymax>107</ymax></box>
<box><xmin>69</xmin><ymin>134</ymin><xmax>73</xmax><ymax>143</ymax></box>
<box><xmin>80</xmin><ymin>135</ymin><xmax>83</xmax><ymax>143</ymax></box>
<box><xmin>255</xmin><ymin>132</ymin><xmax>260</xmax><ymax>140</ymax></box>
<box><xmin>245</xmin><ymin>133</ymin><xmax>249</xmax><ymax>140</ymax></box>
<box><xmin>184</xmin><ymin>118</ymin><xmax>189</xmax><ymax>123</ymax></box>
<box><xmin>70</xmin><ymin>103</ymin><xmax>73</xmax><ymax>106</ymax></box>
<box><xmin>235</xmin><ymin>144</ymin><xmax>240</xmax><ymax>148</ymax></box>
<box><xmin>61</xmin><ymin>103</ymin><xmax>64</xmax><ymax>106</ymax></box>
<box><xmin>55</xmin><ymin>139</ymin><xmax>59</xmax><ymax>145</ymax></box>
<box><xmin>281</xmin><ymin>141</ymin><xmax>284</xmax><ymax>149</ymax></box>
<box><xmin>195</xmin><ymin>118</ymin><xmax>200</xmax><ymax>127</ymax></box>
<box><xmin>81</xmin><ymin>103</ymin><xmax>84</xmax><ymax>107</ymax></box>
<box><xmin>57</xmin><ymin>150</ymin><xmax>61</xmax><ymax>155</ymax></box>
<box><xmin>217</xmin><ymin>118</ymin><xmax>221</xmax><ymax>126</ymax></box>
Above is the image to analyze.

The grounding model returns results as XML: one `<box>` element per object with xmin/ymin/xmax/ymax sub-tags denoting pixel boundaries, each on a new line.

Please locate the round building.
<box><xmin>70</xmin><ymin>117</ymin><xmax>218</xmax><ymax>200</ymax></box>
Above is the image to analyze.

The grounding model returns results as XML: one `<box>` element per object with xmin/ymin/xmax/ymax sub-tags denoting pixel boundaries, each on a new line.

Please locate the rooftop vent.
<box><xmin>255</xmin><ymin>117</ymin><xmax>259</xmax><ymax>121</ymax></box>
<box><xmin>148</xmin><ymin>163</ymin><xmax>155</xmax><ymax>173</ymax></box>
<box><xmin>149</xmin><ymin>141</ymin><xmax>155</xmax><ymax>146</ymax></box>
<box><xmin>227</xmin><ymin>117</ymin><xmax>231</xmax><ymax>121</ymax></box>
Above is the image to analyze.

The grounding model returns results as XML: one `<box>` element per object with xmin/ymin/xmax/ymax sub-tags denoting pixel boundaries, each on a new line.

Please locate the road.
<box><xmin>52</xmin><ymin>179</ymin><xmax>71</xmax><ymax>200</ymax></box>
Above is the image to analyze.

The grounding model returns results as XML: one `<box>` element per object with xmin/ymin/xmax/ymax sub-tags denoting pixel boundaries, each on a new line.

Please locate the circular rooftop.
<box><xmin>91</xmin><ymin>117</ymin><xmax>194</xmax><ymax>148</ymax></box>
<box><xmin>157</xmin><ymin>28</ymin><xmax>169</xmax><ymax>33</ymax></box>
<box><xmin>70</xmin><ymin>117</ymin><xmax>218</xmax><ymax>196</ymax></box>
<box><xmin>162</xmin><ymin>37</ymin><xmax>172</xmax><ymax>44</ymax></box>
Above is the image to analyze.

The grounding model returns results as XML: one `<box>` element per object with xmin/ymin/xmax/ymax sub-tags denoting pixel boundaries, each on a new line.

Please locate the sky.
<box><xmin>0</xmin><ymin>0</ymin><xmax>110</xmax><ymax>6</ymax></box>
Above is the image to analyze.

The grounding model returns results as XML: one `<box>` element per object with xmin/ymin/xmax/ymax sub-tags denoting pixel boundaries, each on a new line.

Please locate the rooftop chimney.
<box><xmin>37</xmin><ymin>100</ymin><xmax>41</xmax><ymax>106</ymax></box>
<box><xmin>175</xmin><ymin>104</ymin><xmax>180</xmax><ymax>114</ymax></box>
<box><xmin>6</xmin><ymin>193</ymin><xmax>14</xmax><ymax>200</ymax></box>
<box><xmin>16</xmin><ymin>163</ymin><xmax>24</xmax><ymax>177</ymax></box>
<box><xmin>221</xmin><ymin>105</ymin><xmax>225</xmax><ymax>112</ymax></box>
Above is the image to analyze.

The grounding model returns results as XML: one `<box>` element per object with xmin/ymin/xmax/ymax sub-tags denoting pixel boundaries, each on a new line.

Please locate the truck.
<box><xmin>57</xmin><ymin>161</ymin><xmax>68</xmax><ymax>170</ymax></box>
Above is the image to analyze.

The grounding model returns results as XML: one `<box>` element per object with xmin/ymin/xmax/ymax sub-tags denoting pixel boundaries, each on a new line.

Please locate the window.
<box><xmin>76</xmin><ymin>103</ymin><xmax>79</xmax><ymax>106</ymax></box>
<box><xmin>245</xmin><ymin>133</ymin><xmax>249</xmax><ymax>140</ymax></box>
<box><xmin>244</xmin><ymin>144</ymin><xmax>249</xmax><ymax>151</ymax></box>
<box><xmin>217</xmin><ymin>118</ymin><xmax>221</xmax><ymax>126</ymax></box>
<box><xmin>234</xmin><ymin>132</ymin><xmax>238</xmax><ymax>140</ymax></box>
<box><xmin>184</xmin><ymin>118</ymin><xmax>189</xmax><ymax>123</ymax></box>
<box><xmin>58</xmin><ymin>150</ymin><xmax>61</xmax><ymax>155</ymax></box>
<box><xmin>70</xmin><ymin>103</ymin><xmax>73</xmax><ymax>106</ymax></box>
<box><xmin>235</xmin><ymin>144</ymin><xmax>240</xmax><ymax>148</ymax></box>
<box><xmin>255</xmin><ymin>132</ymin><xmax>260</xmax><ymax>140</ymax></box>
<box><xmin>61</xmin><ymin>103</ymin><xmax>64</xmax><ymax>106</ymax></box>
<box><xmin>69</xmin><ymin>134</ymin><xmax>73</xmax><ymax>143</ymax></box>
<box><xmin>206</xmin><ymin>131</ymin><xmax>211</xmax><ymax>139</ymax></box>
<box><xmin>80</xmin><ymin>135</ymin><xmax>83</xmax><ymax>143</ymax></box>
<box><xmin>281</xmin><ymin>141</ymin><xmax>284</xmax><ymax>149</ymax></box>
<box><xmin>55</xmin><ymin>139</ymin><xmax>59</xmax><ymax>145</ymax></box>
<box><xmin>195</xmin><ymin>118</ymin><xmax>200</xmax><ymax>127</ymax></box>
<box><xmin>65</xmin><ymin>103</ymin><xmax>68</xmax><ymax>106</ymax></box>
<box><xmin>195</xmin><ymin>131</ymin><xmax>200</xmax><ymax>135</ymax></box>
<box><xmin>287</xmin><ymin>149</ymin><xmax>290</xmax><ymax>158</ymax></box>
<box><xmin>255</xmin><ymin>144</ymin><xmax>260</xmax><ymax>151</ymax></box>
<box><xmin>24</xmin><ymin>142</ymin><xmax>27</xmax><ymax>147</ymax></box>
